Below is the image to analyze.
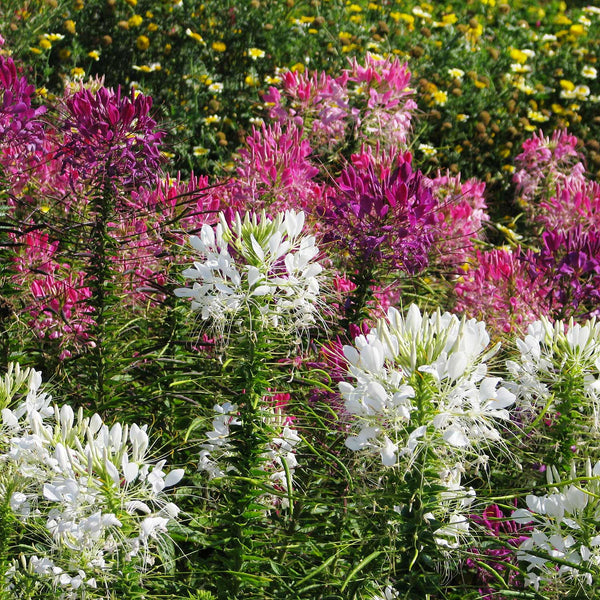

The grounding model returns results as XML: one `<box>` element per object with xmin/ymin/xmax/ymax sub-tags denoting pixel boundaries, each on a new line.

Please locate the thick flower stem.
<box><xmin>221</xmin><ymin>324</ymin><xmax>271</xmax><ymax>599</ymax></box>
<box><xmin>344</xmin><ymin>262</ymin><xmax>374</xmax><ymax>328</ymax></box>
<box><xmin>88</xmin><ymin>173</ymin><xmax>113</xmax><ymax>409</ymax></box>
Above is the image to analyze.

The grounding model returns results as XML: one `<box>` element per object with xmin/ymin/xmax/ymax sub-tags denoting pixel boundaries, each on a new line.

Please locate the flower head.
<box><xmin>319</xmin><ymin>152</ymin><xmax>437</xmax><ymax>274</ymax></box>
<box><xmin>339</xmin><ymin>305</ymin><xmax>514</xmax><ymax>468</ymax></box>
<box><xmin>60</xmin><ymin>86</ymin><xmax>165</xmax><ymax>187</ymax></box>
<box><xmin>175</xmin><ymin>210</ymin><xmax>324</xmax><ymax>337</ymax></box>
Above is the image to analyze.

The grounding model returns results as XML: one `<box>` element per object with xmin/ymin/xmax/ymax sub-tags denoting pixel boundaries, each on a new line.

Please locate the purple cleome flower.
<box><xmin>318</xmin><ymin>151</ymin><xmax>437</xmax><ymax>275</ymax></box>
<box><xmin>0</xmin><ymin>55</ymin><xmax>46</xmax><ymax>153</ymax></box>
<box><xmin>525</xmin><ymin>226</ymin><xmax>600</xmax><ymax>319</ymax></box>
<box><xmin>60</xmin><ymin>86</ymin><xmax>165</xmax><ymax>187</ymax></box>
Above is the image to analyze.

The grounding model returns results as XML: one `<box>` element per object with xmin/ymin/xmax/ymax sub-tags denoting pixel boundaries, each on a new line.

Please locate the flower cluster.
<box><xmin>0</xmin><ymin>364</ymin><xmax>183</xmax><ymax>597</ymax></box>
<box><xmin>466</xmin><ymin>504</ymin><xmax>531</xmax><ymax>598</ymax></box>
<box><xmin>429</xmin><ymin>172</ymin><xmax>489</xmax><ymax>268</ymax></box>
<box><xmin>10</xmin><ymin>230</ymin><xmax>94</xmax><ymax>358</ymax></box>
<box><xmin>506</xmin><ymin>316</ymin><xmax>600</xmax><ymax>465</ymax></box>
<box><xmin>525</xmin><ymin>227</ymin><xmax>600</xmax><ymax>320</ymax></box>
<box><xmin>262</xmin><ymin>53</ymin><xmax>416</xmax><ymax>160</ymax></box>
<box><xmin>513</xmin><ymin>129</ymin><xmax>585</xmax><ymax>210</ymax></box>
<box><xmin>0</xmin><ymin>54</ymin><xmax>46</xmax><ymax>154</ymax></box>
<box><xmin>60</xmin><ymin>86</ymin><xmax>165</xmax><ymax>187</ymax></box>
<box><xmin>339</xmin><ymin>304</ymin><xmax>515</xmax><ymax>467</ymax></box>
<box><xmin>231</xmin><ymin>122</ymin><xmax>321</xmax><ymax>213</ymax></box>
<box><xmin>513</xmin><ymin>462</ymin><xmax>600</xmax><ymax>593</ymax></box>
<box><xmin>318</xmin><ymin>151</ymin><xmax>437</xmax><ymax>275</ymax></box>
<box><xmin>175</xmin><ymin>209</ymin><xmax>323</xmax><ymax>338</ymax></box>
<box><xmin>454</xmin><ymin>248</ymin><xmax>550</xmax><ymax>335</ymax></box>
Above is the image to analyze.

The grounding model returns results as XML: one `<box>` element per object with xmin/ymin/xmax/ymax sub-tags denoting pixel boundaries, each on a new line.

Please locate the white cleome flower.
<box><xmin>198</xmin><ymin>402</ymin><xmax>300</xmax><ymax>508</ymax></box>
<box><xmin>0</xmin><ymin>364</ymin><xmax>183</xmax><ymax>595</ymax></box>
<box><xmin>339</xmin><ymin>305</ymin><xmax>514</xmax><ymax>467</ymax></box>
<box><xmin>175</xmin><ymin>210</ymin><xmax>324</xmax><ymax>337</ymax></box>
<box><xmin>507</xmin><ymin>316</ymin><xmax>600</xmax><ymax>427</ymax></box>
<box><xmin>514</xmin><ymin>460</ymin><xmax>600</xmax><ymax>590</ymax></box>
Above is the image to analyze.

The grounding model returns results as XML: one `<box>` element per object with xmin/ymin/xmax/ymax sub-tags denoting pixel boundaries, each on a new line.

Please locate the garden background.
<box><xmin>2</xmin><ymin>1</ymin><xmax>600</xmax><ymax>599</ymax></box>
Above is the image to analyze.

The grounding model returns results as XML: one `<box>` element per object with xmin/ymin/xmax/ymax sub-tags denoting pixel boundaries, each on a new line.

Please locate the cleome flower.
<box><xmin>175</xmin><ymin>209</ymin><xmax>323</xmax><ymax>338</ymax></box>
<box><xmin>339</xmin><ymin>304</ymin><xmax>515</xmax><ymax>468</ymax></box>
<box><xmin>512</xmin><ymin>461</ymin><xmax>600</xmax><ymax>592</ymax></box>
<box><xmin>0</xmin><ymin>364</ymin><xmax>182</xmax><ymax>598</ymax></box>
<box><xmin>506</xmin><ymin>315</ymin><xmax>600</xmax><ymax>462</ymax></box>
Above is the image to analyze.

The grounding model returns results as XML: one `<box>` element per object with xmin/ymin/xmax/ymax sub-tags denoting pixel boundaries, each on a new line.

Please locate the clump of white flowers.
<box><xmin>174</xmin><ymin>210</ymin><xmax>323</xmax><ymax>337</ymax></box>
<box><xmin>339</xmin><ymin>304</ymin><xmax>515</xmax><ymax>468</ymax></box>
<box><xmin>338</xmin><ymin>305</ymin><xmax>515</xmax><ymax>553</ymax></box>
<box><xmin>513</xmin><ymin>460</ymin><xmax>600</xmax><ymax>592</ymax></box>
<box><xmin>507</xmin><ymin>316</ymin><xmax>600</xmax><ymax>428</ymax></box>
<box><xmin>0</xmin><ymin>364</ymin><xmax>183</xmax><ymax>599</ymax></box>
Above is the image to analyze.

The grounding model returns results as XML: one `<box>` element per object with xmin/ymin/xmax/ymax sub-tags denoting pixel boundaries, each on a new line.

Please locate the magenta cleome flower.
<box><xmin>429</xmin><ymin>172</ymin><xmax>490</xmax><ymax>268</ymax></box>
<box><xmin>60</xmin><ymin>86</ymin><xmax>165</xmax><ymax>187</ymax></box>
<box><xmin>318</xmin><ymin>151</ymin><xmax>437</xmax><ymax>275</ymax></box>
<box><xmin>454</xmin><ymin>248</ymin><xmax>550</xmax><ymax>335</ymax></box>
<box><xmin>231</xmin><ymin>122</ymin><xmax>321</xmax><ymax>212</ymax></box>
<box><xmin>513</xmin><ymin>129</ymin><xmax>586</xmax><ymax>213</ymax></box>
<box><xmin>0</xmin><ymin>55</ymin><xmax>46</xmax><ymax>154</ymax></box>
<box><xmin>525</xmin><ymin>227</ymin><xmax>600</xmax><ymax>320</ymax></box>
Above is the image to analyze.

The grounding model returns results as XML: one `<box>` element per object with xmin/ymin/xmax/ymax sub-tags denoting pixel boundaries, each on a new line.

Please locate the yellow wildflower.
<box><xmin>30</xmin><ymin>47</ymin><xmax>42</xmax><ymax>55</ymax></box>
<box><xmin>290</xmin><ymin>63</ymin><xmax>305</xmax><ymax>73</ymax></box>
<box><xmin>39</xmin><ymin>39</ymin><xmax>52</xmax><ymax>50</ymax></box>
<box><xmin>248</xmin><ymin>47</ymin><xmax>265</xmax><ymax>59</ymax></box>
<box><xmin>412</xmin><ymin>7</ymin><xmax>431</xmax><ymax>19</ymax></box>
<box><xmin>88</xmin><ymin>50</ymin><xmax>100</xmax><ymax>61</ymax></box>
<box><xmin>527</xmin><ymin>109</ymin><xmax>549</xmax><ymax>122</ymax></box>
<box><xmin>419</xmin><ymin>143</ymin><xmax>437</xmax><ymax>156</ymax></box>
<box><xmin>245</xmin><ymin>74</ymin><xmax>258</xmax><ymax>86</ymax></box>
<box><xmin>186</xmin><ymin>29</ymin><xmax>206</xmax><ymax>45</ymax></box>
<box><xmin>64</xmin><ymin>20</ymin><xmax>76</xmax><ymax>34</ymax></box>
<box><xmin>570</xmin><ymin>24</ymin><xmax>585</xmax><ymax>36</ymax></box>
<box><xmin>510</xmin><ymin>48</ymin><xmax>529</xmax><ymax>64</ymax></box>
<box><xmin>560</xmin><ymin>79</ymin><xmax>575</xmax><ymax>91</ymax></box>
<box><xmin>193</xmin><ymin>147</ymin><xmax>209</xmax><ymax>156</ymax></box>
<box><xmin>137</xmin><ymin>35</ymin><xmax>150</xmax><ymax>50</ymax></box>
<box><xmin>71</xmin><ymin>67</ymin><xmax>85</xmax><ymax>79</ymax></box>
<box><xmin>554</xmin><ymin>15</ymin><xmax>572</xmax><ymax>25</ymax></box>
<box><xmin>583</xmin><ymin>66</ymin><xmax>598</xmax><ymax>79</ymax></box>
<box><xmin>347</xmin><ymin>4</ymin><xmax>362</xmax><ymax>12</ymax></box>
<box><xmin>148</xmin><ymin>23</ymin><xmax>158</xmax><ymax>32</ymax></box>
<box><xmin>128</xmin><ymin>15</ymin><xmax>143</xmax><ymax>28</ymax></box>
<box><xmin>432</xmin><ymin>90</ymin><xmax>448</xmax><ymax>106</ymax></box>
<box><xmin>212</xmin><ymin>41</ymin><xmax>226</xmax><ymax>52</ymax></box>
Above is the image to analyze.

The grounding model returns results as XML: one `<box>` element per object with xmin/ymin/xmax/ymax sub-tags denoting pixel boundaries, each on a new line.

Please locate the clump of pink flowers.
<box><xmin>318</xmin><ymin>150</ymin><xmax>437</xmax><ymax>275</ymax></box>
<box><xmin>454</xmin><ymin>248</ymin><xmax>550</xmax><ymax>334</ymax></box>
<box><xmin>230</xmin><ymin>122</ymin><xmax>321</xmax><ymax>213</ymax></box>
<box><xmin>429</xmin><ymin>172</ymin><xmax>489</xmax><ymax>268</ymax></box>
<box><xmin>262</xmin><ymin>53</ymin><xmax>416</xmax><ymax>160</ymax></box>
<box><xmin>513</xmin><ymin>129</ymin><xmax>586</xmax><ymax>214</ymax></box>
<box><xmin>59</xmin><ymin>85</ymin><xmax>165</xmax><ymax>187</ymax></box>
